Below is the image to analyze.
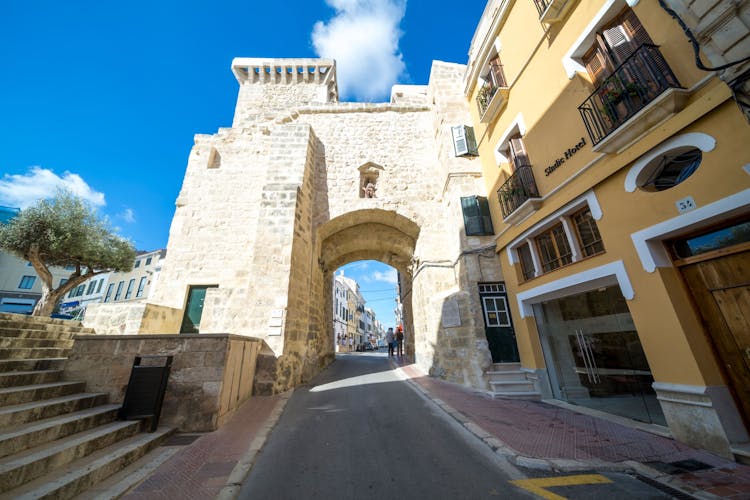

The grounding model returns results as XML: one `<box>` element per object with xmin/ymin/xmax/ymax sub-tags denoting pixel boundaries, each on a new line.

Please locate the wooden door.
<box><xmin>679</xmin><ymin>249</ymin><xmax>750</xmax><ymax>428</ymax></box>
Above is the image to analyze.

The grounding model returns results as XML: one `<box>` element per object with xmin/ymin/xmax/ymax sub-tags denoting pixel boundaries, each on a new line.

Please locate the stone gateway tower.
<box><xmin>144</xmin><ymin>58</ymin><xmax>508</xmax><ymax>393</ymax></box>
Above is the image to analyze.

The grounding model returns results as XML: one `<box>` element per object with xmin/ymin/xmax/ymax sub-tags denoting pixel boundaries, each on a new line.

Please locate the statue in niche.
<box><xmin>362</xmin><ymin>181</ymin><xmax>377</xmax><ymax>198</ymax></box>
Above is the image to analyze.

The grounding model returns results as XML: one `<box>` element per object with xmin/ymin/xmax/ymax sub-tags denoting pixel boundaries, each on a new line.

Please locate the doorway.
<box><xmin>180</xmin><ymin>285</ymin><xmax>217</xmax><ymax>334</ymax></box>
<box><xmin>479</xmin><ymin>283</ymin><xmax>520</xmax><ymax>363</ymax></box>
<box><xmin>671</xmin><ymin>218</ymin><xmax>750</xmax><ymax>429</ymax></box>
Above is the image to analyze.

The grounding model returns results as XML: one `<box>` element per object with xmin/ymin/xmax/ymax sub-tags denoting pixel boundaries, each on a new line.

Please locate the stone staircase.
<box><xmin>486</xmin><ymin>362</ymin><xmax>541</xmax><ymax>399</ymax></box>
<box><xmin>0</xmin><ymin>313</ymin><xmax>173</xmax><ymax>499</ymax></box>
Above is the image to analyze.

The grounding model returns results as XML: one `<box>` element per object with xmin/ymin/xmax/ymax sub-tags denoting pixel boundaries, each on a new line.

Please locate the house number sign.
<box><xmin>544</xmin><ymin>137</ymin><xmax>587</xmax><ymax>176</ymax></box>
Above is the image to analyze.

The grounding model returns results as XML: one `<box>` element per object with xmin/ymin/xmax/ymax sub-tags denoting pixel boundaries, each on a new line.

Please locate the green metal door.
<box><xmin>180</xmin><ymin>285</ymin><xmax>217</xmax><ymax>334</ymax></box>
<box><xmin>480</xmin><ymin>283</ymin><xmax>519</xmax><ymax>363</ymax></box>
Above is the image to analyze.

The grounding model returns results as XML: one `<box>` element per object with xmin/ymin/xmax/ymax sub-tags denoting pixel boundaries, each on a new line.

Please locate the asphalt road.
<box><xmin>238</xmin><ymin>352</ymin><xmax>532</xmax><ymax>500</ymax></box>
<box><xmin>237</xmin><ymin>352</ymin><xmax>676</xmax><ymax>500</ymax></box>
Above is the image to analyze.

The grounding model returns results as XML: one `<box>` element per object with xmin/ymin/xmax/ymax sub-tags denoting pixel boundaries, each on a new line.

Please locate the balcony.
<box><xmin>497</xmin><ymin>165</ymin><xmax>542</xmax><ymax>224</ymax></box>
<box><xmin>578</xmin><ymin>44</ymin><xmax>688</xmax><ymax>153</ymax></box>
<box><xmin>533</xmin><ymin>0</ymin><xmax>578</xmax><ymax>24</ymax></box>
<box><xmin>477</xmin><ymin>62</ymin><xmax>509</xmax><ymax>123</ymax></box>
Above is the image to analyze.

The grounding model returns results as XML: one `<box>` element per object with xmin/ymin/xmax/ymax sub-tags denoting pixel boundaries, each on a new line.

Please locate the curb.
<box><xmin>391</xmin><ymin>362</ymin><xmax>707</xmax><ymax>500</ymax></box>
<box><xmin>216</xmin><ymin>389</ymin><xmax>294</xmax><ymax>500</ymax></box>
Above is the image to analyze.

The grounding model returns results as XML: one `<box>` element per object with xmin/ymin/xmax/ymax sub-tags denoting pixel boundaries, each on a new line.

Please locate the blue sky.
<box><xmin>1</xmin><ymin>0</ymin><xmax>486</xmax><ymax>325</ymax></box>
<box><xmin>338</xmin><ymin>260</ymin><xmax>400</xmax><ymax>329</ymax></box>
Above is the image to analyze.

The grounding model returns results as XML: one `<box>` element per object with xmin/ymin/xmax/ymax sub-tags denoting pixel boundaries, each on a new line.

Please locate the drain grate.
<box><xmin>630</xmin><ymin>473</ymin><xmax>699</xmax><ymax>500</ymax></box>
<box><xmin>161</xmin><ymin>433</ymin><xmax>203</xmax><ymax>446</ymax></box>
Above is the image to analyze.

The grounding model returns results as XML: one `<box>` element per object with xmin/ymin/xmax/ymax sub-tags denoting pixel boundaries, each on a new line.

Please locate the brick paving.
<box><xmin>122</xmin><ymin>393</ymin><xmax>283</xmax><ymax>500</ymax></box>
<box><xmin>396</xmin><ymin>359</ymin><xmax>750</xmax><ymax>499</ymax></box>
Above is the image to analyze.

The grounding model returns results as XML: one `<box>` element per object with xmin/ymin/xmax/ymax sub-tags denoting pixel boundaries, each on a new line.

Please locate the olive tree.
<box><xmin>0</xmin><ymin>191</ymin><xmax>136</xmax><ymax>316</ymax></box>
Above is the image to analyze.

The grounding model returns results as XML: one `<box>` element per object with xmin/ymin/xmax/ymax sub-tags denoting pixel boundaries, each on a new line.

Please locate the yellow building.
<box><xmin>466</xmin><ymin>0</ymin><xmax>750</xmax><ymax>459</ymax></box>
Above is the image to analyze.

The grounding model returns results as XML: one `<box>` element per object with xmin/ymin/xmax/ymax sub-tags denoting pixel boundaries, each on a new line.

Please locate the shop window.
<box><xmin>573</xmin><ymin>208</ymin><xmax>605</xmax><ymax>257</ymax></box>
<box><xmin>461</xmin><ymin>196</ymin><xmax>494</xmax><ymax>236</ymax></box>
<box><xmin>536</xmin><ymin>223</ymin><xmax>573</xmax><ymax>272</ymax></box>
<box><xmin>670</xmin><ymin>218</ymin><xmax>750</xmax><ymax>262</ymax></box>
<box><xmin>637</xmin><ymin>148</ymin><xmax>702</xmax><ymax>192</ymax></box>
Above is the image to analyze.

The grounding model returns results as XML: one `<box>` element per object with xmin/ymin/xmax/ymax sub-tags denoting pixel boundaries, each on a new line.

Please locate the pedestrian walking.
<box><xmin>385</xmin><ymin>327</ymin><xmax>395</xmax><ymax>357</ymax></box>
<box><xmin>396</xmin><ymin>325</ymin><xmax>404</xmax><ymax>356</ymax></box>
<box><xmin>348</xmin><ymin>336</ymin><xmax>354</xmax><ymax>352</ymax></box>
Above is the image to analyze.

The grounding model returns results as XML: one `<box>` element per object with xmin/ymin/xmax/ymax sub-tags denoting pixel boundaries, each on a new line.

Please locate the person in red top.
<box><xmin>396</xmin><ymin>325</ymin><xmax>404</xmax><ymax>356</ymax></box>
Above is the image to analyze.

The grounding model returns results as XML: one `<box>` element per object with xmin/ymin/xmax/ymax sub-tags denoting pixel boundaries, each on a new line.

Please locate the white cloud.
<box><xmin>0</xmin><ymin>167</ymin><xmax>105</xmax><ymax>209</ymax></box>
<box><xmin>312</xmin><ymin>0</ymin><xmax>407</xmax><ymax>101</ymax></box>
<box><xmin>372</xmin><ymin>268</ymin><xmax>398</xmax><ymax>284</ymax></box>
<box><xmin>119</xmin><ymin>208</ymin><xmax>136</xmax><ymax>224</ymax></box>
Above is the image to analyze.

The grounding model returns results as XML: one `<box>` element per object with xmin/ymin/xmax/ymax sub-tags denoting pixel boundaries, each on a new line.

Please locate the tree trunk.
<box><xmin>33</xmin><ymin>288</ymin><xmax>64</xmax><ymax>317</ymax></box>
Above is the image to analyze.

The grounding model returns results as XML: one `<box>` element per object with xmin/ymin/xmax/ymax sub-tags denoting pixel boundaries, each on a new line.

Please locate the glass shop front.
<box><xmin>533</xmin><ymin>285</ymin><xmax>666</xmax><ymax>425</ymax></box>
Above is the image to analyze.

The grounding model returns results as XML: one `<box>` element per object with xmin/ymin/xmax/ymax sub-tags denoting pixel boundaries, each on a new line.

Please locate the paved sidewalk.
<box><xmin>121</xmin><ymin>391</ymin><xmax>290</xmax><ymax>500</ymax></box>
<box><xmin>392</xmin><ymin>357</ymin><xmax>750</xmax><ymax>500</ymax></box>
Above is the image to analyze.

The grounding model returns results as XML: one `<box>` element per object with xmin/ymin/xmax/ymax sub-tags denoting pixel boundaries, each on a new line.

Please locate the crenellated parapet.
<box><xmin>231</xmin><ymin>58</ymin><xmax>339</xmax><ymax>127</ymax></box>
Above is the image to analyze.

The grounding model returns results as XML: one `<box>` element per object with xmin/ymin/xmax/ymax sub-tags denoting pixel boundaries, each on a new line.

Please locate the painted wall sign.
<box><xmin>544</xmin><ymin>137</ymin><xmax>586</xmax><ymax>176</ymax></box>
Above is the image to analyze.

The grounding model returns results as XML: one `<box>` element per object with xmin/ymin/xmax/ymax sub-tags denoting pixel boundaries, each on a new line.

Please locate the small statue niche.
<box><xmin>358</xmin><ymin>162</ymin><xmax>384</xmax><ymax>199</ymax></box>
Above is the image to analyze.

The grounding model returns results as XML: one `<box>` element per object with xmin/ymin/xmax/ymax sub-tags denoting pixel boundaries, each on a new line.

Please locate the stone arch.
<box><xmin>315</xmin><ymin>209</ymin><xmax>420</xmax><ymax>362</ymax></box>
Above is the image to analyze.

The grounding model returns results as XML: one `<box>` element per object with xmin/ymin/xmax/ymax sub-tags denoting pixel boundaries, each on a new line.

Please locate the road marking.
<box><xmin>510</xmin><ymin>474</ymin><xmax>612</xmax><ymax>500</ymax></box>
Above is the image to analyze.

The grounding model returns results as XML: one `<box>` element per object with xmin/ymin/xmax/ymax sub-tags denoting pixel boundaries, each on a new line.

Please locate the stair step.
<box><xmin>0</xmin><ymin>347</ymin><xmax>71</xmax><ymax>360</ymax></box>
<box><xmin>0</xmin><ymin>381</ymin><xmax>87</xmax><ymax>407</ymax></box>
<box><xmin>0</xmin><ymin>337</ymin><xmax>74</xmax><ymax>349</ymax></box>
<box><xmin>489</xmin><ymin>362</ymin><xmax>522</xmax><ymax>371</ymax></box>
<box><xmin>0</xmin><ymin>370</ymin><xmax>62</xmax><ymax>389</ymax></box>
<box><xmin>0</xmin><ymin>420</ymin><xmax>144</xmax><ymax>493</ymax></box>
<box><xmin>0</xmin><ymin>405</ymin><xmax>120</xmax><ymax>459</ymax></box>
<box><xmin>0</xmin><ymin>315</ymin><xmax>92</xmax><ymax>332</ymax></box>
<box><xmin>489</xmin><ymin>391</ymin><xmax>541</xmax><ymax>400</ymax></box>
<box><xmin>75</xmin><ymin>438</ymin><xmax>183</xmax><ymax>499</ymax></box>
<box><xmin>0</xmin><ymin>328</ymin><xmax>75</xmax><ymax>340</ymax></box>
<box><xmin>0</xmin><ymin>393</ymin><xmax>109</xmax><ymax>428</ymax></box>
<box><xmin>0</xmin><ymin>426</ymin><xmax>173</xmax><ymax>500</ymax></box>
<box><xmin>0</xmin><ymin>358</ymin><xmax>67</xmax><ymax>373</ymax></box>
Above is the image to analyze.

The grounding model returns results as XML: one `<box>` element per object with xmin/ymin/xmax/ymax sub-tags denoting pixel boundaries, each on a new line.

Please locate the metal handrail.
<box><xmin>578</xmin><ymin>44</ymin><xmax>682</xmax><ymax>145</ymax></box>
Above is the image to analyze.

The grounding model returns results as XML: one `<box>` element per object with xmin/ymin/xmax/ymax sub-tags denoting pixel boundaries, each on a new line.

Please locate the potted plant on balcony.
<box><xmin>477</xmin><ymin>84</ymin><xmax>495</xmax><ymax>114</ymax></box>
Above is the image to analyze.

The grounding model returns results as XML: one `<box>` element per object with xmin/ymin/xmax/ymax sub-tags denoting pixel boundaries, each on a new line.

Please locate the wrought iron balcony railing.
<box><xmin>533</xmin><ymin>0</ymin><xmax>552</xmax><ymax>16</ymax></box>
<box><xmin>578</xmin><ymin>44</ymin><xmax>682</xmax><ymax>145</ymax></box>
<box><xmin>497</xmin><ymin>165</ymin><xmax>540</xmax><ymax>219</ymax></box>
<box><xmin>476</xmin><ymin>62</ymin><xmax>508</xmax><ymax>117</ymax></box>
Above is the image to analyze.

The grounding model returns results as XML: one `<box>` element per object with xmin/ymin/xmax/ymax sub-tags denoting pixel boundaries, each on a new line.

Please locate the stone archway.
<box><xmin>316</xmin><ymin>209</ymin><xmax>419</xmax><ymax>362</ymax></box>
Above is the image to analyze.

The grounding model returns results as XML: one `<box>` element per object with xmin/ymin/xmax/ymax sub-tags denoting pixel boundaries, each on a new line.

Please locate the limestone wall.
<box><xmin>63</xmin><ymin>334</ymin><xmax>262</xmax><ymax>431</ymax></box>
<box><xmin>140</xmin><ymin>59</ymin><xmax>506</xmax><ymax>394</ymax></box>
<box><xmin>83</xmin><ymin>302</ymin><xmax>183</xmax><ymax>335</ymax></box>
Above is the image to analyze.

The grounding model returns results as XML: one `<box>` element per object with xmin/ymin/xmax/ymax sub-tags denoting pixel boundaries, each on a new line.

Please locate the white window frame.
<box><xmin>562</xmin><ymin>0</ymin><xmax>641</xmax><ymax>79</ymax></box>
<box><xmin>482</xmin><ymin>295</ymin><xmax>512</xmax><ymax>327</ymax></box>
<box><xmin>493</xmin><ymin>113</ymin><xmax>527</xmax><ymax>165</ymax></box>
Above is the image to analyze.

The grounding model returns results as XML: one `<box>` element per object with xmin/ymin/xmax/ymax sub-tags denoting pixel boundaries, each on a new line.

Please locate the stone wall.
<box><xmin>133</xmin><ymin>58</ymin><xmax>506</xmax><ymax>395</ymax></box>
<box><xmin>63</xmin><ymin>334</ymin><xmax>263</xmax><ymax>431</ymax></box>
<box><xmin>83</xmin><ymin>303</ymin><xmax>182</xmax><ymax>335</ymax></box>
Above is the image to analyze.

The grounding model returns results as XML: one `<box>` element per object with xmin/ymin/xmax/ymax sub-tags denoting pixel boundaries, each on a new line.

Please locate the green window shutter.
<box><xmin>452</xmin><ymin>126</ymin><xmax>469</xmax><ymax>156</ymax></box>
<box><xmin>478</xmin><ymin>196</ymin><xmax>494</xmax><ymax>235</ymax></box>
<box><xmin>465</xmin><ymin>126</ymin><xmax>479</xmax><ymax>156</ymax></box>
<box><xmin>461</xmin><ymin>196</ymin><xmax>488</xmax><ymax>236</ymax></box>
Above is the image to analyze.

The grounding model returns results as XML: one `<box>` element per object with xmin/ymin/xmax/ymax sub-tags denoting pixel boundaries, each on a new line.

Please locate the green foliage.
<box><xmin>0</xmin><ymin>190</ymin><xmax>135</xmax><ymax>273</ymax></box>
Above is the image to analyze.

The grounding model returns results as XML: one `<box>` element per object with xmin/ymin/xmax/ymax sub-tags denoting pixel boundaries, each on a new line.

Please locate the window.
<box><xmin>86</xmin><ymin>281</ymin><xmax>96</xmax><ymax>295</ymax></box>
<box><xmin>573</xmin><ymin>208</ymin><xmax>605</xmax><ymax>257</ymax></box>
<box><xmin>134</xmin><ymin>260</ymin><xmax>141</xmax><ymax>268</ymax></box>
<box><xmin>18</xmin><ymin>276</ymin><xmax>36</xmax><ymax>289</ymax></box>
<box><xmin>64</xmin><ymin>265</ymin><xmax>75</xmax><ymax>270</ymax></box>
<box><xmin>26</xmin><ymin>261</ymin><xmax>33</xmax><ymax>266</ymax></box>
<box><xmin>75</xmin><ymin>285</ymin><xmax>85</xmax><ymax>297</ymax></box>
<box><xmin>461</xmin><ymin>196</ymin><xmax>494</xmax><ymax>236</ymax></box>
<box><xmin>104</xmin><ymin>284</ymin><xmax>115</xmax><ymax>302</ymax></box>
<box><xmin>482</xmin><ymin>296</ymin><xmax>511</xmax><ymax>327</ymax></box>
<box><xmin>582</xmin><ymin>8</ymin><xmax>652</xmax><ymax>86</ymax></box>
<box><xmin>507</xmin><ymin>134</ymin><xmax>530</xmax><ymax>171</ymax></box>
<box><xmin>536</xmin><ymin>223</ymin><xmax>573</xmax><ymax>272</ymax></box>
<box><xmin>517</xmin><ymin>243</ymin><xmax>536</xmax><ymax>281</ymax></box>
<box><xmin>477</xmin><ymin>53</ymin><xmax>509</xmax><ymax>119</ymax></box>
<box><xmin>96</xmin><ymin>279</ymin><xmax>104</xmax><ymax>294</ymax></box>
<box><xmin>114</xmin><ymin>281</ymin><xmax>125</xmax><ymax>301</ymax></box>
<box><xmin>638</xmin><ymin>148</ymin><xmax>702</xmax><ymax>192</ymax></box>
<box><xmin>146</xmin><ymin>257</ymin><xmax>152</xmax><ymax>265</ymax></box>
<box><xmin>451</xmin><ymin>126</ymin><xmax>478</xmax><ymax>156</ymax></box>
<box><xmin>59</xmin><ymin>278</ymin><xmax>68</xmax><ymax>287</ymax></box>
<box><xmin>125</xmin><ymin>279</ymin><xmax>135</xmax><ymax>299</ymax></box>
<box><xmin>136</xmin><ymin>276</ymin><xmax>147</xmax><ymax>297</ymax></box>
